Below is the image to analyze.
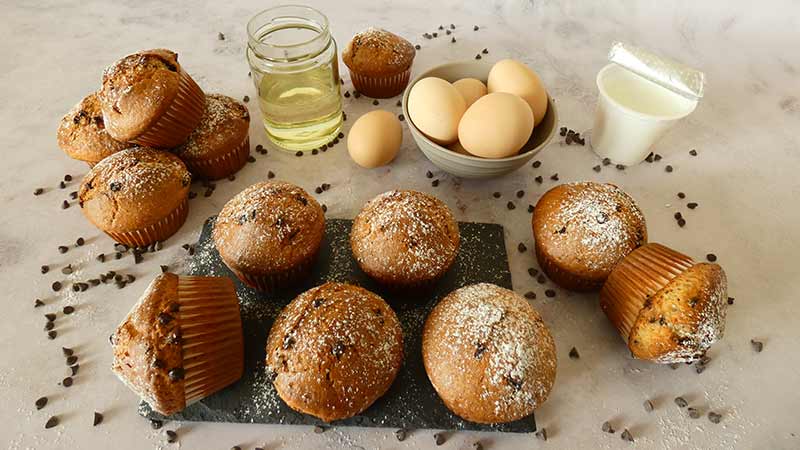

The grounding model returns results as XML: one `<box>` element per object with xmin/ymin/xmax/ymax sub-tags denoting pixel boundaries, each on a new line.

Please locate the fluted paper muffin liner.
<box><xmin>105</xmin><ymin>197</ymin><xmax>188</xmax><ymax>247</ymax></box>
<box><xmin>131</xmin><ymin>68</ymin><xmax>205</xmax><ymax>149</ymax></box>
<box><xmin>600</xmin><ymin>243</ymin><xmax>694</xmax><ymax>340</ymax></box>
<box><xmin>177</xmin><ymin>276</ymin><xmax>244</xmax><ymax>405</ymax></box>
<box><xmin>349</xmin><ymin>67</ymin><xmax>411</xmax><ymax>99</ymax></box>
<box><xmin>227</xmin><ymin>249</ymin><xmax>319</xmax><ymax>293</ymax></box>
<box><xmin>182</xmin><ymin>135</ymin><xmax>250</xmax><ymax>180</ymax></box>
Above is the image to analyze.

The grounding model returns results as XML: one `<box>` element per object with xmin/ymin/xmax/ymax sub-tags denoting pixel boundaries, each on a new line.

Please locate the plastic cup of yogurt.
<box><xmin>591</xmin><ymin>63</ymin><xmax>698</xmax><ymax>166</ymax></box>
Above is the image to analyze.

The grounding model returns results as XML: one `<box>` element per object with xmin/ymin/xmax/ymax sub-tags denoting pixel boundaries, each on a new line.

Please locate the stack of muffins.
<box><xmin>58</xmin><ymin>49</ymin><xmax>252</xmax><ymax>247</ymax></box>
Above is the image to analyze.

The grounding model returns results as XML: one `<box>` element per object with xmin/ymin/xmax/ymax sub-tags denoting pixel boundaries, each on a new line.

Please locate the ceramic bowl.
<box><xmin>402</xmin><ymin>61</ymin><xmax>558</xmax><ymax>178</ymax></box>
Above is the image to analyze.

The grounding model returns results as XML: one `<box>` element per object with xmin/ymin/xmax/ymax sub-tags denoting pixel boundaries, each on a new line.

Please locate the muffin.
<box><xmin>174</xmin><ymin>94</ymin><xmax>251</xmax><ymax>180</ymax></box>
<box><xmin>422</xmin><ymin>283</ymin><xmax>556</xmax><ymax>424</ymax></box>
<box><xmin>57</xmin><ymin>92</ymin><xmax>129</xmax><ymax>166</ymax></box>
<box><xmin>99</xmin><ymin>49</ymin><xmax>205</xmax><ymax>148</ymax></box>
<box><xmin>600</xmin><ymin>243</ymin><xmax>728</xmax><ymax>363</ymax></box>
<box><xmin>350</xmin><ymin>190</ymin><xmax>459</xmax><ymax>289</ymax></box>
<box><xmin>213</xmin><ymin>182</ymin><xmax>325</xmax><ymax>291</ymax></box>
<box><xmin>532</xmin><ymin>182</ymin><xmax>647</xmax><ymax>291</ymax></box>
<box><xmin>110</xmin><ymin>273</ymin><xmax>244</xmax><ymax>416</ymax></box>
<box><xmin>342</xmin><ymin>28</ymin><xmax>416</xmax><ymax>98</ymax></box>
<box><xmin>78</xmin><ymin>147</ymin><xmax>191</xmax><ymax>247</ymax></box>
<box><xmin>266</xmin><ymin>282</ymin><xmax>403</xmax><ymax>422</ymax></box>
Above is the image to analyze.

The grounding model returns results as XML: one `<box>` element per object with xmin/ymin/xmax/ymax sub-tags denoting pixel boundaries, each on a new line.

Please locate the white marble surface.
<box><xmin>2</xmin><ymin>0</ymin><xmax>799</xmax><ymax>448</ymax></box>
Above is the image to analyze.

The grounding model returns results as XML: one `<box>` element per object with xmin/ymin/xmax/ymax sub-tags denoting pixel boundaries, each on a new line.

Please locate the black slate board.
<box><xmin>140</xmin><ymin>217</ymin><xmax>536</xmax><ymax>433</ymax></box>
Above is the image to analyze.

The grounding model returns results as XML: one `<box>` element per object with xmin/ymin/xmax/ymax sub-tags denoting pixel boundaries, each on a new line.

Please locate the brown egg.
<box><xmin>452</xmin><ymin>78</ymin><xmax>488</xmax><ymax>108</ymax></box>
<box><xmin>487</xmin><ymin>59</ymin><xmax>548</xmax><ymax>126</ymax></box>
<box><xmin>347</xmin><ymin>110</ymin><xmax>402</xmax><ymax>168</ymax></box>
<box><xmin>407</xmin><ymin>77</ymin><xmax>466</xmax><ymax>145</ymax></box>
<box><xmin>458</xmin><ymin>93</ymin><xmax>534</xmax><ymax>159</ymax></box>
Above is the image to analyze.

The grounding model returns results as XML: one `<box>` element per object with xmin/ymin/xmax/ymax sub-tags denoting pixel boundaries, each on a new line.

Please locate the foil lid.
<box><xmin>608</xmin><ymin>41</ymin><xmax>705</xmax><ymax>100</ymax></box>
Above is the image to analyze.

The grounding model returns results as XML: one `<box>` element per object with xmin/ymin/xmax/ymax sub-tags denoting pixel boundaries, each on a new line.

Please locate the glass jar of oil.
<box><xmin>246</xmin><ymin>5</ymin><xmax>343</xmax><ymax>151</ymax></box>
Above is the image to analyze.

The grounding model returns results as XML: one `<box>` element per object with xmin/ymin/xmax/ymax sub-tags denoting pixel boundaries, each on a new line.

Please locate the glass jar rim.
<box><xmin>247</xmin><ymin>4</ymin><xmax>330</xmax><ymax>55</ymax></box>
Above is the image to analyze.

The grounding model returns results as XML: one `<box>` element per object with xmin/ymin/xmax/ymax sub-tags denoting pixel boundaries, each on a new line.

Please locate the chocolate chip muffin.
<box><xmin>350</xmin><ymin>190</ymin><xmax>459</xmax><ymax>289</ymax></box>
<box><xmin>600</xmin><ymin>243</ymin><xmax>728</xmax><ymax>363</ymax></box>
<box><xmin>532</xmin><ymin>182</ymin><xmax>647</xmax><ymax>291</ymax></box>
<box><xmin>213</xmin><ymin>182</ymin><xmax>325</xmax><ymax>291</ymax></box>
<box><xmin>99</xmin><ymin>49</ymin><xmax>205</xmax><ymax>148</ymax></box>
<box><xmin>266</xmin><ymin>282</ymin><xmax>403</xmax><ymax>422</ymax></box>
<box><xmin>79</xmin><ymin>147</ymin><xmax>191</xmax><ymax>247</ymax></box>
<box><xmin>342</xmin><ymin>28</ymin><xmax>416</xmax><ymax>98</ymax></box>
<box><xmin>422</xmin><ymin>283</ymin><xmax>557</xmax><ymax>424</ymax></box>
<box><xmin>111</xmin><ymin>273</ymin><xmax>244</xmax><ymax>415</ymax></box>
<box><xmin>57</xmin><ymin>92</ymin><xmax>129</xmax><ymax>166</ymax></box>
<box><xmin>174</xmin><ymin>94</ymin><xmax>250</xmax><ymax>180</ymax></box>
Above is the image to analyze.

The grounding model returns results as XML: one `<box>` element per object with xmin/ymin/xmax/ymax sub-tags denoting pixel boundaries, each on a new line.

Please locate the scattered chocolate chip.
<box><xmin>93</xmin><ymin>411</ymin><xmax>103</xmax><ymax>426</ymax></box>
<box><xmin>109</xmin><ymin>181</ymin><xmax>121</xmax><ymax>192</ymax></box>
<box><xmin>52</xmin><ymin>281</ymin><xmax>62</xmax><ymax>292</ymax></box>
<box><xmin>545</xmin><ymin>289</ymin><xmax>556</xmax><ymax>298</ymax></box>
<box><xmin>492</xmin><ymin>191</ymin><xmax>501</xmax><ymax>198</ymax></box>
<box><xmin>524</xmin><ymin>291</ymin><xmax>536</xmax><ymax>299</ymax></box>
<box><xmin>688</xmin><ymin>407</ymin><xmax>701</xmax><ymax>419</ymax></box>
<box><xmin>677</xmin><ymin>218</ymin><xmax>686</xmax><ymax>227</ymax></box>
<box><xmin>218</xmin><ymin>32</ymin><xmax>225</xmax><ymax>40</ymax></box>
<box><xmin>321</xmin><ymin>204</ymin><xmax>327</xmax><ymax>212</ymax></box>
<box><xmin>48</xmin><ymin>330</ymin><xmax>57</xmax><ymax>340</ymax></box>
<box><xmin>674</xmin><ymin>396</ymin><xmax>688</xmax><ymax>408</ymax></box>
<box><xmin>34</xmin><ymin>188</ymin><xmax>44</xmax><ymax>196</ymax></box>
<box><xmin>45</xmin><ymin>416</ymin><xmax>59</xmax><ymax>429</ymax></box>
<box><xmin>398</xmin><ymin>114</ymin><xmax>405</xmax><ymax>121</ymax></box>
<box><xmin>395</xmin><ymin>428</ymin><xmax>407</xmax><ymax>441</ymax></box>
<box><xmin>535</xmin><ymin>428</ymin><xmax>547</xmax><ymax>441</ymax></box>
<box><xmin>63</xmin><ymin>306</ymin><xmax>75</xmax><ymax>315</ymax></box>
<box><xmin>528</xmin><ymin>268</ymin><xmax>538</xmax><ymax>277</ymax></box>
<box><xmin>621</xmin><ymin>428</ymin><xmax>634</xmax><ymax>442</ymax></box>
<box><xmin>550</xmin><ymin>173</ymin><xmax>559</xmax><ymax>181</ymax></box>
<box><xmin>506</xmin><ymin>201</ymin><xmax>515</xmax><ymax>210</ymax></box>
<box><xmin>59</xmin><ymin>181</ymin><xmax>66</xmax><ymax>189</ymax></box>
<box><xmin>188</xmin><ymin>191</ymin><xmax>197</xmax><ymax>199</ymax></box>
<box><xmin>295</xmin><ymin>151</ymin><xmax>303</xmax><ymax>157</ymax></box>
<box><xmin>372</xmin><ymin>99</ymin><xmax>379</xmax><ymax>106</ymax></box>
<box><xmin>569</xmin><ymin>347</ymin><xmax>579</xmax><ymax>359</ymax></box>
<box><xmin>602</xmin><ymin>421</ymin><xmax>614</xmax><ymax>433</ymax></box>
<box><xmin>665</xmin><ymin>165</ymin><xmax>674</xmax><ymax>172</ymax></box>
<box><xmin>426</xmin><ymin>170</ymin><xmax>433</xmax><ymax>179</ymax></box>
<box><xmin>537</xmin><ymin>274</ymin><xmax>546</xmax><ymax>284</ymax></box>
<box><xmin>687</xmin><ymin>202</ymin><xmax>698</xmax><ymax>209</ymax></box>
<box><xmin>706</xmin><ymin>253</ymin><xmax>717</xmax><ymax>262</ymax></box>
<box><xmin>690</xmin><ymin>149</ymin><xmax>698</xmax><ymax>156</ymax></box>
<box><xmin>654</xmin><ymin>153</ymin><xmax>662</xmax><ymax>161</ymax></box>
<box><xmin>41</xmin><ymin>265</ymin><xmax>49</xmax><ymax>274</ymax></box>
<box><xmin>61</xmin><ymin>200</ymin><xmax>70</xmax><ymax>209</ymax></box>
<box><xmin>708</xmin><ymin>411</ymin><xmax>722</xmax><ymax>423</ymax></box>
<box><xmin>150</xmin><ymin>419</ymin><xmax>163</xmax><ymax>429</ymax></box>
<box><xmin>431</xmin><ymin>179</ymin><xmax>439</xmax><ymax>187</ymax></box>
<box><xmin>474</xmin><ymin>25</ymin><xmax>479</xmax><ymax>31</ymax></box>
<box><xmin>615</xmin><ymin>164</ymin><xmax>626</xmax><ymax>170</ymax></box>
<box><xmin>61</xmin><ymin>265</ymin><xmax>72</xmax><ymax>275</ymax></box>
<box><xmin>243</xmin><ymin>95</ymin><xmax>249</xmax><ymax>103</ymax></box>
<box><xmin>677</xmin><ymin>192</ymin><xmax>686</xmax><ymax>199</ymax></box>
<box><xmin>247</xmin><ymin>155</ymin><xmax>256</xmax><ymax>163</ymax></box>
<box><xmin>34</xmin><ymin>299</ymin><xmax>45</xmax><ymax>308</ymax></box>
<box><xmin>751</xmin><ymin>339</ymin><xmax>764</xmax><ymax>352</ymax></box>
<box><xmin>434</xmin><ymin>432</ymin><xmax>446</xmax><ymax>445</ymax></box>
<box><xmin>166</xmin><ymin>430</ymin><xmax>178</xmax><ymax>443</ymax></box>
<box><xmin>532</xmin><ymin>160</ymin><xmax>541</xmax><ymax>168</ymax></box>
<box><xmin>44</xmin><ymin>322</ymin><xmax>54</xmax><ymax>331</ymax></box>
<box><xmin>593</xmin><ymin>165</ymin><xmax>601</xmax><ymax>172</ymax></box>
<box><xmin>727</xmin><ymin>297</ymin><xmax>735</xmax><ymax>305</ymax></box>
<box><xmin>643</xmin><ymin>399</ymin><xmax>654</xmax><ymax>412</ymax></box>
<box><xmin>535</xmin><ymin>175</ymin><xmax>543</xmax><ymax>184</ymax></box>
<box><xmin>315</xmin><ymin>186</ymin><xmax>323</xmax><ymax>194</ymax></box>
<box><xmin>516</xmin><ymin>190</ymin><xmax>524</xmax><ymax>198</ymax></box>
<box><xmin>36</xmin><ymin>396</ymin><xmax>48</xmax><ymax>410</ymax></box>
<box><xmin>69</xmin><ymin>191</ymin><xmax>78</xmax><ymax>200</ymax></box>
<box><xmin>475</xmin><ymin>54</ymin><xmax>481</xmax><ymax>60</ymax></box>
<box><xmin>518</xmin><ymin>242</ymin><xmax>527</xmax><ymax>253</ymax></box>
<box><xmin>70</xmin><ymin>364</ymin><xmax>80</xmax><ymax>376</ymax></box>
<box><xmin>527</xmin><ymin>204</ymin><xmax>534</xmax><ymax>213</ymax></box>
<box><xmin>415</xmin><ymin>44</ymin><xmax>421</xmax><ymax>50</ymax></box>
<box><xmin>62</xmin><ymin>376</ymin><xmax>73</xmax><ymax>387</ymax></box>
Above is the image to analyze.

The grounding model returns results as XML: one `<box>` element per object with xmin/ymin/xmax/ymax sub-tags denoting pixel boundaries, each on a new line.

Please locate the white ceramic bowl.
<box><xmin>402</xmin><ymin>61</ymin><xmax>558</xmax><ymax>178</ymax></box>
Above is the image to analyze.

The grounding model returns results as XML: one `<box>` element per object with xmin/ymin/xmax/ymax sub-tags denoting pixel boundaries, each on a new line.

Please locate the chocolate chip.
<box><xmin>482</xmin><ymin>48</ymin><xmax>488</xmax><ymax>54</ymax></box>
<box><xmin>643</xmin><ymin>399</ymin><xmax>654</xmax><ymax>412</ymax></box>
<box><xmin>48</xmin><ymin>330</ymin><xmax>57</xmax><ymax>340</ymax></box>
<box><xmin>674</xmin><ymin>396</ymin><xmax>688</xmax><ymax>408</ymax></box>
<box><xmin>109</xmin><ymin>181</ymin><xmax>121</xmax><ymax>192</ymax></box>
<box><xmin>70</xmin><ymin>191</ymin><xmax>78</xmax><ymax>200</ymax></box>
<box><xmin>569</xmin><ymin>347</ymin><xmax>579</xmax><ymax>359</ymax></box>
<box><xmin>315</xmin><ymin>186</ymin><xmax>323</xmax><ymax>194</ymax></box>
<box><xmin>528</xmin><ymin>268</ymin><xmax>538</xmax><ymax>277</ymax></box>
<box><xmin>344</xmin><ymin>91</ymin><xmax>350</xmax><ymax>98</ymax></box>
<box><xmin>395</xmin><ymin>428</ymin><xmax>407</xmax><ymax>441</ymax></box>
<box><xmin>602</xmin><ymin>421</ymin><xmax>614</xmax><ymax>433</ymax></box>
<box><xmin>62</xmin><ymin>376</ymin><xmax>73</xmax><ymax>387</ymax></box>
<box><xmin>506</xmin><ymin>201</ymin><xmax>515</xmax><ymax>210</ymax></box>
<box><xmin>34</xmin><ymin>188</ymin><xmax>44</xmax><ymax>196</ymax></box>
<box><xmin>70</xmin><ymin>364</ymin><xmax>80</xmax><ymax>376</ymax></box>
<box><xmin>545</xmin><ymin>289</ymin><xmax>556</xmax><ymax>298</ymax></box>
<box><xmin>665</xmin><ymin>165</ymin><xmax>674</xmax><ymax>172</ymax></box>
<box><xmin>688</xmin><ymin>407</ymin><xmax>701</xmax><ymax>419</ymax></box>
<box><xmin>45</xmin><ymin>416</ymin><xmax>59</xmax><ymax>429</ymax></box>
<box><xmin>537</xmin><ymin>274</ymin><xmax>546</xmax><ymax>284</ymax></box>
<box><xmin>415</xmin><ymin>44</ymin><xmax>421</xmax><ymax>50</ymax></box>
<box><xmin>535</xmin><ymin>175</ymin><xmax>543</xmax><ymax>183</ymax></box>
<box><xmin>434</xmin><ymin>432</ymin><xmax>446</xmax><ymax>445</ymax></box>
<box><xmin>44</xmin><ymin>322</ymin><xmax>54</xmax><ymax>331</ymax></box>
<box><xmin>398</xmin><ymin>114</ymin><xmax>405</xmax><ymax>121</ymax></box>
<box><xmin>518</xmin><ymin>243</ymin><xmax>527</xmax><ymax>253</ymax></box>
<box><xmin>93</xmin><ymin>411</ymin><xmax>103</xmax><ymax>426</ymax></box>
<box><xmin>321</xmin><ymin>204</ymin><xmax>327</xmax><ymax>212</ymax></box>
<box><xmin>550</xmin><ymin>173</ymin><xmax>559</xmax><ymax>181</ymax></box>
<box><xmin>687</xmin><ymin>202</ymin><xmax>698</xmax><ymax>209</ymax></box>
<box><xmin>621</xmin><ymin>428</ymin><xmax>634</xmax><ymax>442</ymax></box>
<box><xmin>532</xmin><ymin>160</ymin><xmax>541</xmax><ymax>168</ymax></box>
<box><xmin>535</xmin><ymin>428</ymin><xmax>547</xmax><ymax>441</ymax></box>
<box><xmin>158</xmin><ymin>312</ymin><xmax>173</xmax><ymax>325</ymax></box>
<box><xmin>516</xmin><ymin>190</ymin><xmax>524</xmax><ymax>198</ymax></box>
<box><xmin>690</xmin><ymin>149</ymin><xmax>698</xmax><ymax>156</ymax></box>
<box><xmin>708</xmin><ymin>411</ymin><xmax>722</xmax><ymax>423</ymax></box>
<box><xmin>52</xmin><ymin>281</ymin><xmax>62</xmax><ymax>292</ymax></box>
<box><xmin>677</xmin><ymin>218</ymin><xmax>686</xmax><ymax>227</ymax></box>
<box><xmin>243</xmin><ymin>95</ymin><xmax>249</xmax><ymax>103</ymax></box>
<box><xmin>473</xmin><ymin>25</ymin><xmax>479</xmax><ymax>31</ymax></box>
<box><xmin>492</xmin><ymin>191</ymin><xmax>501</xmax><ymax>198</ymax></box>
<box><xmin>615</xmin><ymin>164</ymin><xmax>626</xmax><ymax>170</ymax></box>
<box><xmin>654</xmin><ymin>153</ymin><xmax>663</xmax><ymax>161</ymax></box>
<box><xmin>247</xmin><ymin>155</ymin><xmax>256</xmax><ymax>163</ymax></box>
<box><xmin>751</xmin><ymin>339</ymin><xmax>764</xmax><ymax>352</ymax></box>
<box><xmin>602</xmin><ymin>157</ymin><xmax>612</xmax><ymax>166</ymax></box>
<box><xmin>150</xmin><ymin>419</ymin><xmax>163</xmax><ymax>430</ymax></box>
<box><xmin>593</xmin><ymin>165</ymin><xmax>601</xmax><ymax>172</ymax></box>
<box><xmin>678</xmin><ymin>192</ymin><xmax>686</xmax><ymax>199</ymax></box>
<box><xmin>166</xmin><ymin>430</ymin><xmax>178</xmax><ymax>443</ymax></box>
<box><xmin>63</xmin><ymin>306</ymin><xmax>75</xmax><ymax>315</ymax></box>
<box><xmin>727</xmin><ymin>296</ymin><xmax>735</xmax><ymax>305</ymax></box>
<box><xmin>527</xmin><ymin>204</ymin><xmax>534</xmax><ymax>213</ymax></box>
<box><xmin>475</xmin><ymin>54</ymin><xmax>482</xmax><ymax>60</ymax></box>
<box><xmin>41</xmin><ymin>265</ymin><xmax>49</xmax><ymax>274</ymax></box>
<box><xmin>168</xmin><ymin>368</ymin><xmax>185</xmax><ymax>381</ymax></box>
<box><xmin>61</xmin><ymin>200</ymin><xmax>70</xmax><ymax>209</ymax></box>
<box><xmin>34</xmin><ymin>299</ymin><xmax>45</xmax><ymax>308</ymax></box>
<box><xmin>372</xmin><ymin>99</ymin><xmax>379</xmax><ymax>106</ymax></box>
<box><xmin>152</xmin><ymin>358</ymin><xmax>165</xmax><ymax>369</ymax></box>
<box><xmin>59</xmin><ymin>181</ymin><xmax>66</xmax><ymax>189</ymax></box>
<box><xmin>36</xmin><ymin>396</ymin><xmax>48</xmax><ymax>410</ymax></box>
<box><xmin>706</xmin><ymin>253</ymin><xmax>717</xmax><ymax>262</ymax></box>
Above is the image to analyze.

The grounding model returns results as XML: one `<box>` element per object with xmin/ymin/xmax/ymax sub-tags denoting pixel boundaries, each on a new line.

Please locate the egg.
<box><xmin>347</xmin><ymin>110</ymin><xmax>402</xmax><ymax>168</ymax></box>
<box><xmin>457</xmin><ymin>92</ymin><xmax>534</xmax><ymax>159</ymax></box>
<box><xmin>447</xmin><ymin>140</ymin><xmax>473</xmax><ymax>156</ymax></box>
<box><xmin>487</xmin><ymin>59</ymin><xmax>548</xmax><ymax>126</ymax></box>
<box><xmin>452</xmin><ymin>78</ymin><xmax>487</xmax><ymax>108</ymax></box>
<box><xmin>407</xmin><ymin>77</ymin><xmax>466</xmax><ymax>145</ymax></box>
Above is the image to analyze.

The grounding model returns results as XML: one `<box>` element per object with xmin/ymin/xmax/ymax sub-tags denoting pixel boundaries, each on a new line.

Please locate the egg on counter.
<box><xmin>407</xmin><ymin>77</ymin><xmax>466</xmax><ymax>145</ymax></box>
<box><xmin>347</xmin><ymin>110</ymin><xmax>403</xmax><ymax>168</ymax></box>
<box><xmin>487</xmin><ymin>59</ymin><xmax>548</xmax><ymax>126</ymax></box>
<box><xmin>452</xmin><ymin>78</ymin><xmax>487</xmax><ymax>108</ymax></box>
<box><xmin>457</xmin><ymin>92</ymin><xmax>534</xmax><ymax>159</ymax></box>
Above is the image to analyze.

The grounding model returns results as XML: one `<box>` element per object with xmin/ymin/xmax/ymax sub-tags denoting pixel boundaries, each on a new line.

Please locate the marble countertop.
<box><xmin>2</xmin><ymin>0</ymin><xmax>798</xmax><ymax>449</ymax></box>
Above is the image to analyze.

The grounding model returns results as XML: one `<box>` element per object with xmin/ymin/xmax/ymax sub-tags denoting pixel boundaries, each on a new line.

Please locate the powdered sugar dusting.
<box><xmin>351</xmin><ymin>190</ymin><xmax>459</xmax><ymax>283</ymax></box>
<box><xmin>425</xmin><ymin>283</ymin><xmax>556</xmax><ymax>420</ymax></box>
<box><xmin>175</xmin><ymin>94</ymin><xmax>248</xmax><ymax>158</ymax></box>
<box><xmin>347</xmin><ymin>27</ymin><xmax>415</xmax><ymax>68</ymax></box>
